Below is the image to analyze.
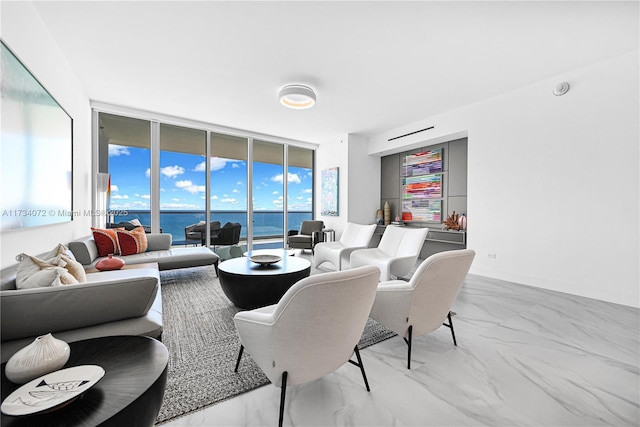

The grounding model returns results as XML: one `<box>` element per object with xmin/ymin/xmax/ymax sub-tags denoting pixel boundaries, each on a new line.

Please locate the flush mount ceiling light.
<box><xmin>279</xmin><ymin>84</ymin><xmax>316</xmax><ymax>109</ymax></box>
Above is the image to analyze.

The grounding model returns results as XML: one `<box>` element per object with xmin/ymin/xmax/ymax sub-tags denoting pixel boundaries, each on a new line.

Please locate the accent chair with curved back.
<box><xmin>233</xmin><ymin>266</ymin><xmax>380</xmax><ymax>427</ymax></box>
<box><xmin>287</xmin><ymin>220</ymin><xmax>324</xmax><ymax>253</ymax></box>
<box><xmin>350</xmin><ymin>225</ymin><xmax>429</xmax><ymax>281</ymax></box>
<box><xmin>314</xmin><ymin>222</ymin><xmax>377</xmax><ymax>271</ymax></box>
<box><xmin>369</xmin><ymin>248</ymin><xmax>476</xmax><ymax>369</ymax></box>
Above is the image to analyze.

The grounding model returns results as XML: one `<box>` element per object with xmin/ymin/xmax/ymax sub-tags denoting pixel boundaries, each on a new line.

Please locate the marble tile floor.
<box><xmin>161</xmin><ymin>256</ymin><xmax>639</xmax><ymax>427</ymax></box>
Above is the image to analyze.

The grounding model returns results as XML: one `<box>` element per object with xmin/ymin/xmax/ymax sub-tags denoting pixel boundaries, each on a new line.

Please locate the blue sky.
<box><xmin>107</xmin><ymin>145</ymin><xmax>312</xmax><ymax>211</ymax></box>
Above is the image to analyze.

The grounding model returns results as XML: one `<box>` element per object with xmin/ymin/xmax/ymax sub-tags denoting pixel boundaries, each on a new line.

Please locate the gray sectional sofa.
<box><xmin>68</xmin><ymin>233</ymin><xmax>219</xmax><ymax>274</ymax></box>
<box><xmin>0</xmin><ymin>234</ymin><xmax>219</xmax><ymax>362</ymax></box>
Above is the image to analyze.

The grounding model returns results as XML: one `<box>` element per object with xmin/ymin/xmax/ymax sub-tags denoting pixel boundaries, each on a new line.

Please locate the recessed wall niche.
<box><xmin>380</xmin><ymin>138</ymin><xmax>467</xmax><ymax>258</ymax></box>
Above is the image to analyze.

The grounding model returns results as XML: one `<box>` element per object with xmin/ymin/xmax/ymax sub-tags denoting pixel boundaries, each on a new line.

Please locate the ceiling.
<box><xmin>32</xmin><ymin>1</ymin><xmax>638</xmax><ymax>145</ymax></box>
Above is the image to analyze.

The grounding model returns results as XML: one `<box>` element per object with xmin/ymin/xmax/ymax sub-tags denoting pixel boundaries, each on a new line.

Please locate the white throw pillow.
<box><xmin>16</xmin><ymin>253</ymin><xmax>81</xmax><ymax>289</ymax></box>
<box><xmin>17</xmin><ymin>266</ymin><xmax>71</xmax><ymax>289</ymax></box>
<box><xmin>42</xmin><ymin>243</ymin><xmax>77</xmax><ymax>262</ymax></box>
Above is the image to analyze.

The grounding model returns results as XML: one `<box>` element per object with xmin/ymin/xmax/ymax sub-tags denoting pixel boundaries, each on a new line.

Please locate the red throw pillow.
<box><xmin>116</xmin><ymin>226</ymin><xmax>148</xmax><ymax>256</ymax></box>
<box><xmin>91</xmin><ymin>227</ymin><xmax>123</xmax><ymax>257</ymax></box>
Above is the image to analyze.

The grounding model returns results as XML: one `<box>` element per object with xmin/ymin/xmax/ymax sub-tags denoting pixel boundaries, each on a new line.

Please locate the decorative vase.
<box><xmin>384</xmin><ymin>201</ymin><xmax>391</xmax><ymax>225</ymax></box>
<box><xmin>458</xmin><ymin>214</ymin><xmax>467</xmax><ymax>230</ymax></box>
<box><xmin>375</xmin><ymin>209</ymin><xmax>384</xmax><ymax>225</ymax></box>
<box><xmin>95</xmin><ymin>253</ymin><xmax>125</xmax><ymax>271</ymax></box>
<box><xmin>5</xmin><ymin>333</ymin><xmax>70</xmax><ymax>384</ymax></box>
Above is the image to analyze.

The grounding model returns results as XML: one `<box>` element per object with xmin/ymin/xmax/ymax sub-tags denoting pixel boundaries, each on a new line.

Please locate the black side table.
<box><xmin>1</xmin><ymin>335</ymin><xmax>168</xmax><ymax>426</ymax></box>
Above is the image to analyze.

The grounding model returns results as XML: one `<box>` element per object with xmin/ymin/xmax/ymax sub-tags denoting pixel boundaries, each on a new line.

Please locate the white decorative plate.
<box><xmin>1</xmin><ymin>365</ymin><xmax>105</xmax><ymax>416</ymax></box>
<box><xmin>249</xmin><ymin>254</ymin><xmax>282</xmax><ymax>265</ymax></box>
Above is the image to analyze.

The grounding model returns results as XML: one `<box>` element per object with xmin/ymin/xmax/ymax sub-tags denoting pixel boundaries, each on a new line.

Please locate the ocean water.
<box><xmin>114</xmin><ymin>210</ymin><xmax>312</xmax><ymax>242</ymax></box>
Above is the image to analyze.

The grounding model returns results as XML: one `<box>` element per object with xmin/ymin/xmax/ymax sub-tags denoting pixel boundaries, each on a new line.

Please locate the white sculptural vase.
<box><xmin>5</xmin><ymin>333</ymin><xmax>70</xmax><ymax>384</ymax></box>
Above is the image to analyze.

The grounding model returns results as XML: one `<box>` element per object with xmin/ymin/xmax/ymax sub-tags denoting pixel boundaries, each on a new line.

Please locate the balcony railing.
<box><xmin>112</xmin><ymin>210</ymin><xmax>312</xmax><ymax>245</ymax></box>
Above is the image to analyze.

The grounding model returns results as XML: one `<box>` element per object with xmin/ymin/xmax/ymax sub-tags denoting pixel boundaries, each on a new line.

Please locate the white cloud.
<box><xmin>108</xmin><ymin>145</ymin><xmax>130</xmax><ymax>156</ymax></box>
<box><xmin>271</xmin><ymin>173</ymin><xmax>301</xmax><ymax>184</ymax></box>
<box><xmin>232</xmin><ymin>189</ymin><xmax>239</xmax><ymax>193</ymax></box>
<box><xmin>272</xmin><ymin>191</ymin><xmax>279</xmax><ymax>195</ymax></box>
<box><xmin>141</xmin><ymin>195</ymin><xmax>151</xmax><ymax>199</ymax></box>
<box><xmin>302</xmin><ymin>188</ymin><xmax>312</xmax><ymax>194</ymax></box>
<box><xmin>221</xmin><ymin>198</ymin><xmax>238</xmax><ymax>204</ymax></box>
<box><xmin>175</xmin><ymin>180</ymin><xmax>205</xmax><ymax>194</ymax></box>
<box><xmin>111</xmin><ymin>194</ymin><xmax>129</xmax><ymax>199</ymax></box>
<box><xmin>236</xmin><ymin>181</ymin><xmax>243</xmax><ymax>185</ymax></box>
<box><xmin>145</xmin><ymin>169</ymin><xmax>150</xmax><ymax>178</ymax></box>
<box><xmin>194</xmin><ymin>157</ymin><xmax>240</xmax><ymax>172</ymax></box>
<box><xmin>211</xmin><ymin>195</ymin><xmax>218</xmax><ymax>200</ymax></box>
<box><xmin>110</xmin><ymin>184</ymin><xmax>119</xmax><ymax>192</ymax></box>
<box><xmin>232</xmin><ymin>163</ymin><xmax>240</xmax><ymax>169</ymax></box>
<box><xmin>161</xmin><ymin>165</ymin><xmax>185</xmax><ymax>178</ymax></box>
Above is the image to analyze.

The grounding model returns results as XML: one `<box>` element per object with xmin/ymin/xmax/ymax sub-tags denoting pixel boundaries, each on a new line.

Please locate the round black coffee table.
<box><xmin>219</xmin><ymin>256</ymin><xmax>311</xmax><ymax>309</ymax></box>
<box><xmin>1</xmin><ymin>335</ymin><xmax>168</xmax><ymax>426</ymax></box>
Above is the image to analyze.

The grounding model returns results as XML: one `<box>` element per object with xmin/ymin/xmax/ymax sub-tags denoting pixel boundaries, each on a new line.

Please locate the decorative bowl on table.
<box><xmin>1</xmin><ymin>365</ymin><xmax>105</xmax><ymax>416</ymax></box>
<box><xmin>249</xmin><ymin>255</ymin><xmax>282</xmax><ymax>266</ymax></box>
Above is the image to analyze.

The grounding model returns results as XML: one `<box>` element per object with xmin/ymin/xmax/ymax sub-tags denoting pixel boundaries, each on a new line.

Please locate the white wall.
<box><xmin>1</xmin><ymin>2</ymin><xmax>92</xmax><ymax>268</ymax></box>
<box><xmin>347</xmin><ymin>134</ymin><xmax>380</xmax><ymax>226</ymax></box>
<box><xmin>316</xmin><ymin>134</ymin><xmax>381</xmax><ymax>240</ymax></box>
<box><xmin>368</xmin><ymin>51</ymin><xmax>639</xmax><ymax>308</ymax></box>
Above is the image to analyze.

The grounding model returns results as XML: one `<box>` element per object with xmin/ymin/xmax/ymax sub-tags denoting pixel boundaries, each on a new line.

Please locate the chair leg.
<box><xmin>403</xmin><ymin>325</ymin><xmax>413</xmax><ymax>369</ymax></box>
<box><xmin>279</xmin><ymin>371</ymin><xmax>288</xmax><ymax>427</ymax></box>
<box><xmin>443</xmin><ymin>311</ymin><xmax>458</xmax><ymax>346</ymax></box>
<box><xmin>234</xmin><ymin>345</ymin><xmax>244</xmax><ymax>372</ymax></box>
<box><xmin>213</xmin><ymin>260</ymin><xmax>219</xmax><ymax>277</ymax></box>
<box><xmin>348</xmin><ymin>346</ymin><xmax>371</xmax><ymax>392</ymax></box>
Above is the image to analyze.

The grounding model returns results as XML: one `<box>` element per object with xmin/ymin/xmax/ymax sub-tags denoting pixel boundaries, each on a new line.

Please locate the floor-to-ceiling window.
<box><xmin>287</xmin><ymin>145</ymin><xmax>314</xmax><ymax>231</ymax></box>
<box><xmin>159</xmin><ymin>123</ymin><xmax>207</xmax><ymax>242</ymax></box>
<box><xmin>95</xmin><ymin>109</ymin><xmax>315</xmax><ymax>249</ymax></box>
<box><xmin>98</xmin><ymin>113</ymin><xmax>151</xmax><ymax>226</ymax></box>
<box><xmin>210</xmin><ymin>132</ymin><xmax>248</xmax><ymax>242</ymax></box>
<box><xmin>252</xmin><ymin>140</ymin><xmax>285</xmax><ymax>247</ymax></box>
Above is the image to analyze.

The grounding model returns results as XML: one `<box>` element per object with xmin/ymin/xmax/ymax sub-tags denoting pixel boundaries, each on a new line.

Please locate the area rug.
<box><xmin>155</xmin><ymin>262</ymin><xmax>396</xmax><ymax>425</ymax></box>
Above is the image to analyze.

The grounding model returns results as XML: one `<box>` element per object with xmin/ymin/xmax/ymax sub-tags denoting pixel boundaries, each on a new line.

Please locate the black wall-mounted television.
<box><xmin>1</xmin><ymin>40</ymin><xmax>73</xmax><ymax>231</ymax></box>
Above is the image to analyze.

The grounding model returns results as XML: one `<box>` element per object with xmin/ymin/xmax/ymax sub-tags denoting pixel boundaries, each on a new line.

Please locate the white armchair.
<box><xmin>233</xmin><ymin>266</ymin><xmax>380</xmax><ymax>427</ymax></box>
<box><xmin>350</xmin><ymin>225</ymin><xmax>429</xmax><ymax>281</ymax></box>
<box><xmin>314</xmin><ymin>222</ymin><xmax>377</xmax><ymax>270</ymax></box>
<box><xmin>370</xmin><ymin>249</ymin><xmax>476</xmax><ymax>368</ymax></box>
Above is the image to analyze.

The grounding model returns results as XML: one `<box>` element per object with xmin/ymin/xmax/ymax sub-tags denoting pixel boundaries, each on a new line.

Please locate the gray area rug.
<box><xmin>156</xmin><ymin>262</ymin><xmax>396</xmax><ymax>425</ymax></box>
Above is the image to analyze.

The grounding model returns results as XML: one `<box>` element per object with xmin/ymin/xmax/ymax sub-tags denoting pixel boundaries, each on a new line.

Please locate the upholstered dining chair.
<box><xmin>314</xmin><ymin>222</ymin><xmax>377</xmax><ymax>271</ymax></box>
<box><xmin>350</xmin><ymin>225</ymin><xmax>429</xmax><ymax>281</ymax></box>
<box><xmin>233</xmin><ymin>266</ymin><xmax>380</xmax><ymax>427</ymax></box>
<box><xmin>184</xmin><ymin>221</ymin><xmax>221</xmax><ymax>246</ymax></box>
<box><xmin>287</xmin><ymin>220</ymin><xmax>324</xmax><ymax>253</ymax></box>
<box><xmin>369</xmin><ymin>248</ymin><xmax>476</xmax><ymax>369</ymax></box>
<box><xmin>208</xmin><ymin>222</ymin><xmax>241</xmax><ymax>249</ymax></box>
